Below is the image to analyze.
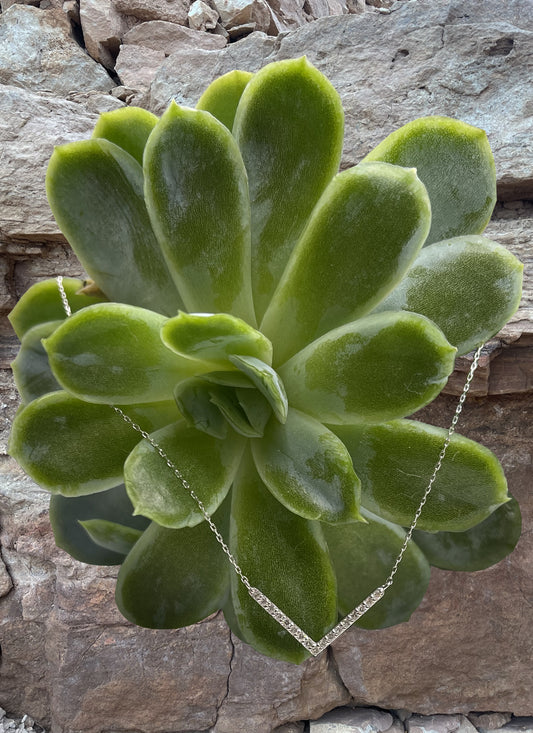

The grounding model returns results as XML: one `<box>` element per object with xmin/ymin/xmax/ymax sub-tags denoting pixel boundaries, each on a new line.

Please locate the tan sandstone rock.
<box><xmin>113</xmin><ymin>0</ymin><xmax>190</xmax><ymax>25</ymax></box>
<box><xmin>123</xmin><ymin>19</ymin><xmax>227</xmax><ymax>51</ymax></box>
<box><xmin>0</xmin><ymin>5</ymin><xmax>114</xmax><ymax>94</ymax></box>
<box><xmin>79</xmin><ymin>0</ymin><xmax>130</xmax><ymax>69</ymax></box>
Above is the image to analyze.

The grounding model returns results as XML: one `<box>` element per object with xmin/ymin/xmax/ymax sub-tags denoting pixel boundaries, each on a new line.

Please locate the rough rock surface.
<box><xmin>0</xmin><ymin>5</ymin><xmax>114</xmax><ymax>94</ymax></box>
<box><xmin>115</xmin><ymin>43</ymin><xmax>166</xmax><ymax>91</ymax></box>
<box><xmin>79</xmin><ymin>0</ymin><xmax>130</xmax><ymax>69</ymax></box>
<box><xmin>0</xmin><ymin>0</ymin><xmax>532</xmax><ymax>731</ymax></box>
<box><xmin>122</xmin><ymin>18</ymin><xmax>227</xmax><ymax>50</ymax></box>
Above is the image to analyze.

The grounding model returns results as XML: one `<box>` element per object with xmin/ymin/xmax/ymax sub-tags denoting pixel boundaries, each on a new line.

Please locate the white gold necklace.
<box><xmin>55</xmin><ymin>276</ymin><xmax>483</xmax><ymax>656</ymax></box>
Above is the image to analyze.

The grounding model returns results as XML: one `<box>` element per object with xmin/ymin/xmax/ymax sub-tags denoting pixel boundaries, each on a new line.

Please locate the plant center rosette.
<box><xmin>9</xmin><ymin>58</ymin><xmax>523</xmax><ymax>663</ymax></box>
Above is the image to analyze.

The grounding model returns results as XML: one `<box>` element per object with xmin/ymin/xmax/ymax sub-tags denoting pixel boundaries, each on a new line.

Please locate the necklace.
<box><xmin>56</xmin><ymin>276</ymin><xmax>483</xmax><ymax>656</ymax></box>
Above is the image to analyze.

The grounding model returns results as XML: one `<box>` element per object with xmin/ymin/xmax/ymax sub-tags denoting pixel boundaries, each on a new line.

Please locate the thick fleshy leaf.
<box><xmin>161</xmin><ymin>311</ymin><xmax>272</xmax><ymax>368</ymax></box>
<box><xmin>115</xmin><ymin>498</ymin><xmax>230</xmax><ymax>628</ymax></box>
<box><xmin>144</xmin><ymin>103</ymin><xmax>255</xmax><ymax>323</ymax></box>
<box><xmin>208</xmin><ymin>385</ymin><xmax>263</xmax><ymax>437</ymax></box>
<box><xmin>374</xmin><ymin>236</ymin><xmax>523</xmax><ymax>355</ymax></box>
<box><xmin>280</xmin><ymin>312</ymin><xmax>456</xmax><ymax>425</ymax></box>
<box><xmin>92</xmin><ymin>107</ymin><xmax>158</xmax><ymax>165</ymax></box>
<box><xmin>262</xmin><ymin>162</ymin><xmax>431</xmax><ymax>365</ymax></box>
<box><xmin>196</xmin><ymin>69</ymin><xmax>253</xmax><ymax>130</ymax></box>
<box><xmin>174</xmin><ymin>378</ymin><xmax>228</xmax><ymax>438</ymax></box>
<box><xmin>49</xmin><ymin>484</ymin><xmax>150</xmax><ymax>565</ymax></box>
<box><xmin>11</xmin><ymin>320</ymin><xmax>62</xmax><ymax>403</ymax></box>
<box><xmin>229</xmin><ymin>354</ymin><xmax>288</xmax><ymax>423</ymax></box>
<box><xmin>8</xmin><ymin>277</ymin><xmax>107</xmax><ymax>339</ymax></box>
<box><xmin>235</xmin><ymin>388</ymin><xmax>272</xmax><ymax>436</ymax></box>
<box><xmin>333</xmin><ymin>419</ymin><xmax>509</xmax><ymax>532</ymax></box>
<box><xmin>203</xmin><ymin>370</ymin><xmax>254</xmax><ymax>388</ymax></box>
<box><xmin>233</xmin><ymin>57</ymin><xmax>344</xmax><ymax>319</ymax></box>
<box><xmin>251</xmin><ymin>408</ymin><xmax>363</xmax><ymax>523</ymax></box>
<box><xmin>364</xmin><ymin>116</ymin><xmax>496</xmax><ymax>245</ymax></box>
<box><xmin>44</xmin><ymin>303</ymin><xmax>202</xmax><ymax>404</ymax></box>
<box><xmin>80</xmin><ymin>519</ymin><xmax>143</xmax><ymax>555</ymax></box>
<box><xmin>46</xmin><ymin>139</ymin><xmax>182</xmax><ymax>316</ymax></box>
<box><xmin>324</xmin><ymin>509</ymin><xmax>430</xmax><ymax>629</ymax></box>
<box><xmin>230</xmin><ymin>451</ymin><xmax>338</xmax><ymax>663</ymax></box>
<box><xmin>413</xmin><ymin>496</ymin><xmax>521</xmax><ymax>571</ymax></box>
<box><xmin>124</xmin><ymin>420</ymin><xmax>245</xmax><ymax>527</ymax></box>
<box><xmin>8</xmin><ymin>391</ymin><xmax>179</xmax><ymax>495</ymax></box>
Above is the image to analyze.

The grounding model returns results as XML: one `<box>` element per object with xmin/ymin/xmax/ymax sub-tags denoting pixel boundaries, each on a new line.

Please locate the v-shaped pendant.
<box><xmin>248</xmin><ymin>584</ymin><xmax>387</xmax><ymax>656</ymax></box>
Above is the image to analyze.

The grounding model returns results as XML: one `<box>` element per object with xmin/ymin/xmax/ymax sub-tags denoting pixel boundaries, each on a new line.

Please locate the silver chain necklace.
<box><xmin>56</xmin><ymin>276</ymin><xmax>483</xmax><ymax>656</ymax></box>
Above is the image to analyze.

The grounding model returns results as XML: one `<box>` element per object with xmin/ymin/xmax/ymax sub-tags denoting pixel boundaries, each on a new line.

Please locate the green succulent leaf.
<box><xmin>364</xmin><ymin>116</ymin><xmax>496</xmax><ymax>245</ymax></box>
<box><xmin>12</xmin><ymin>320</ymin><xmax>62</xmax><ymax>403</ymax></box>
<box><xmin>374</xmin><ymin>235</ymin><xmax>524</xmax><ymax>355</ymax></box>
<box><xmin>174</xmin><ymin>378</ymin><xmax>228</xmax><ymax>438</ymax></box>
<box><xmin>262</xmin><ymin>162</ymin><xmax>431</xmax><ymax>364</ymax></box>
<box><xmin>124</xmin><ymin>420</ymin><xmax>245</xmax><ymax>528</ymax></box>
<box><xmin>49</xmin><ymin>484</ymin><xmax>150</xmax><ymax>565</ymax></box>
<box><xmin>208</xmin><ymin>385</ymin><xmax>263</xmax><ymax>437</ymax></box>
<box><xmin>413</xmin><ymin>496</ymin><xmax>521</xmax><ymax>571</ymax></box>
<box><xmin>46</xmin><ymin>139</ymin><xmax>183</xmax><ymax>316</ymax></box>
<box><xmin>203</xmin><ymin>370</ymin><xmax>254</xmax><ymax>388</ymax></box>
<box><xmin>196</xmin><ymin>69</ymin><xmax>254</xmax><ymax>130</ymax></box>
<box><xmin>144</xmin><ymin>103</ymin><xmax>255</xmax><ymax>323</ymax></box>
<box><xmin>44</xmin><ymin>303</ymin><xmax>202</xmax><ymax>404</ymax></box>
<box><xmin>333</xmin><ymin>419</ymin><xmax>509</xmax><ymax>532</ymax></box>
<box><xmin>161</xmin><ymin>311</ymin><xmax>272</xmax><ymax>368</ymax></box>
<box><xmin>8</xmin><ymin>277</ymin><xmax>107</xmax><ymax>340</ymax></box>
<box><xmin>280</xmin><ymin>312</ymin><xmax>456</xmax><ymax>425</ymax></box>
<box><xmin>229</xmin><ymin>354</ymin><xmax>288</xmax><ymax>423</ymax></box>
<box><xmin>233</xmin><ymin>56</ymin><xmax>344</xmax><ymax>320</ymax></box>
<box><xmin>80</xmin><ymin>519</ymin><xmax>143</xmax><ymax>555</ymax></box>
<box><xmin>92</xmin><ymin>107</ymin><xmax>159</xmax><ymax>165</ymax></box>
<box><xmin>230</xmin><ymin>451</ymin><xmax>338</xmax><ymax>663</ymax></box>
<box><xmin>8</xmin><ymin>391</ymin><xmax>178</xmax><ymax>496</ymax></box>
<box><xmin>115</xmin><ymin>497</ymin><xmax>231</xmax><ymax>628</ymax></box>
<box><xmin>324</xmin><ymin>509</ymin><xmax>430</xmax><ymax>629</ymax></box>
<box><xmin>235</xmin><ymin>388</ymin><xmax>272</xmax><ymax>436</ymax></box>
<box><xmin>251</xmin><ymin>408</ymin><xmax>363</xmax><ymax>523</ymax></box>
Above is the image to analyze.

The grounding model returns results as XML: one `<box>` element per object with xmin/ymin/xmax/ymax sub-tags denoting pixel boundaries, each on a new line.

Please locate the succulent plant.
<box><xmin>8</xmin><ymin>58</ymin><xmax>523</xmax><ymax>664</ymax></box>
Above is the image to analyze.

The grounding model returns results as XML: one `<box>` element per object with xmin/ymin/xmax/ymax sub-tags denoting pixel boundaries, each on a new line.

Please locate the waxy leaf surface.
<box><xmin>116</xmin><ymin>500</ymin><xmax>230</xmax><ymax>628</ymax></box>
<box><xmin>230</xmin><ymin>354</ymin><xmax>288</xmax><ymax>423</ymax></box>
<box><xmin>324</xmin><ymin>510</ymin><xmax>430</xmax><ymax>629</ymax></box>
<box><xmin>233</xmin><ymin>57</ymin><xmax>344</xmax><ymax>319</ymax></box>
<box><xmin>252</xmin><ymin>408</ymin><xmax>362</xmax><ymax>523</ymax></box>
<box><xmin>334</xmin><ymin>419</ymin><xmax>509</xmax><ymax>532</ymax></box>
<box><xmin>374</xmin><ymin>235</ymin><xmax>523</xmax><ymax>354</ymax></box>
<box><xmin>364</xmin><ymin>116</ymin><xmax>496</xmax><ymax>245</ymax></box>
<box><xmin>44</xmin><ymin>303</ymin><xmax>201</xmax><ymax>404</ymax></box>
<box><xmin>92</xmin><ymin>107</ymin><xmax>158</xmax><ymax>165</ymax></box>
<box><xmin>46</xmin><ymin>139</ymin><xmax>182</xmax><ymax>315</ymax></box>
<box><xmin>8</xmin><ymin>392</ymin><xmax>178</xmax><ymax>495</ymax></box>
<box><xmin>413</xmin><ymin>496</ymin><xmax>521</xmax><ymax>571</ymax></box>
<box><xmin>8</xmin><ymin>277</ymin><xmax>107</xmax><ymax>339</ymax></box>
<box><xmin>161</xmin><ymin>311</ymin><xmax>272</xmax><ymax>367</ymax></box>
<box><xmin>174</xmin><ymin>378</ymin><xmax>228</xmax><ymax>438</ymax></box>
<box><xmin>124</xmin><ymin>420</ymin><xmax>245</xmax><ymax>527</ymax></box>
<box><xmin>81</xmin><ymin>519</ymin><xmax>143</xmax><ymax>555</ymax></box>
<box><xmin>208</xmin><ymin>385</ymin><xmax>264</xmax><ymax>437</ymax></box>
<box><xmin>262</xmin><ymin>162</ymin><xmax>430</xmax><ymax>364</ymax></box>
<box><xmin>197</xmin><ymin>69</ymin><xmax>253</xmax><ymax>130</ymax></box>
<box><xmin>12</xmin><ymin>320</ymin><xmax>62</xmax><ymax>403</ymax></box>
<box><xmin>280</xmin><ymin>312</ymin><xmax>456</xmax><ymax>424</ymax></box>
<box><xmin>230</xmin><ymin>452</ymin><xmax>337</xmax><ymax>664</ymax></box>
<box><xmin>144</xmin><ymin>103</ymin><xmax>255</xmax><ymax>323</ymax></box>
<box><xmin>49</xmin><ymin>484</ymin><xmax>149</xmax><ymax>565</ymax></box>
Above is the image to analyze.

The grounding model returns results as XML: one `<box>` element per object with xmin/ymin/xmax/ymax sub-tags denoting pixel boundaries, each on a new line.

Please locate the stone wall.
<box><xmin>0</xmin><ymin>1</ymin><xmax>532</xmax><ymax>731</ymax></box>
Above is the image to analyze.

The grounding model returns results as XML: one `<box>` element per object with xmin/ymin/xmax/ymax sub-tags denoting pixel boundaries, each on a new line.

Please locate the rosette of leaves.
<box><xmin>9</xmin><ymin>58</ymin><xmax>523</xmax><ymax>663</ymax></box>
